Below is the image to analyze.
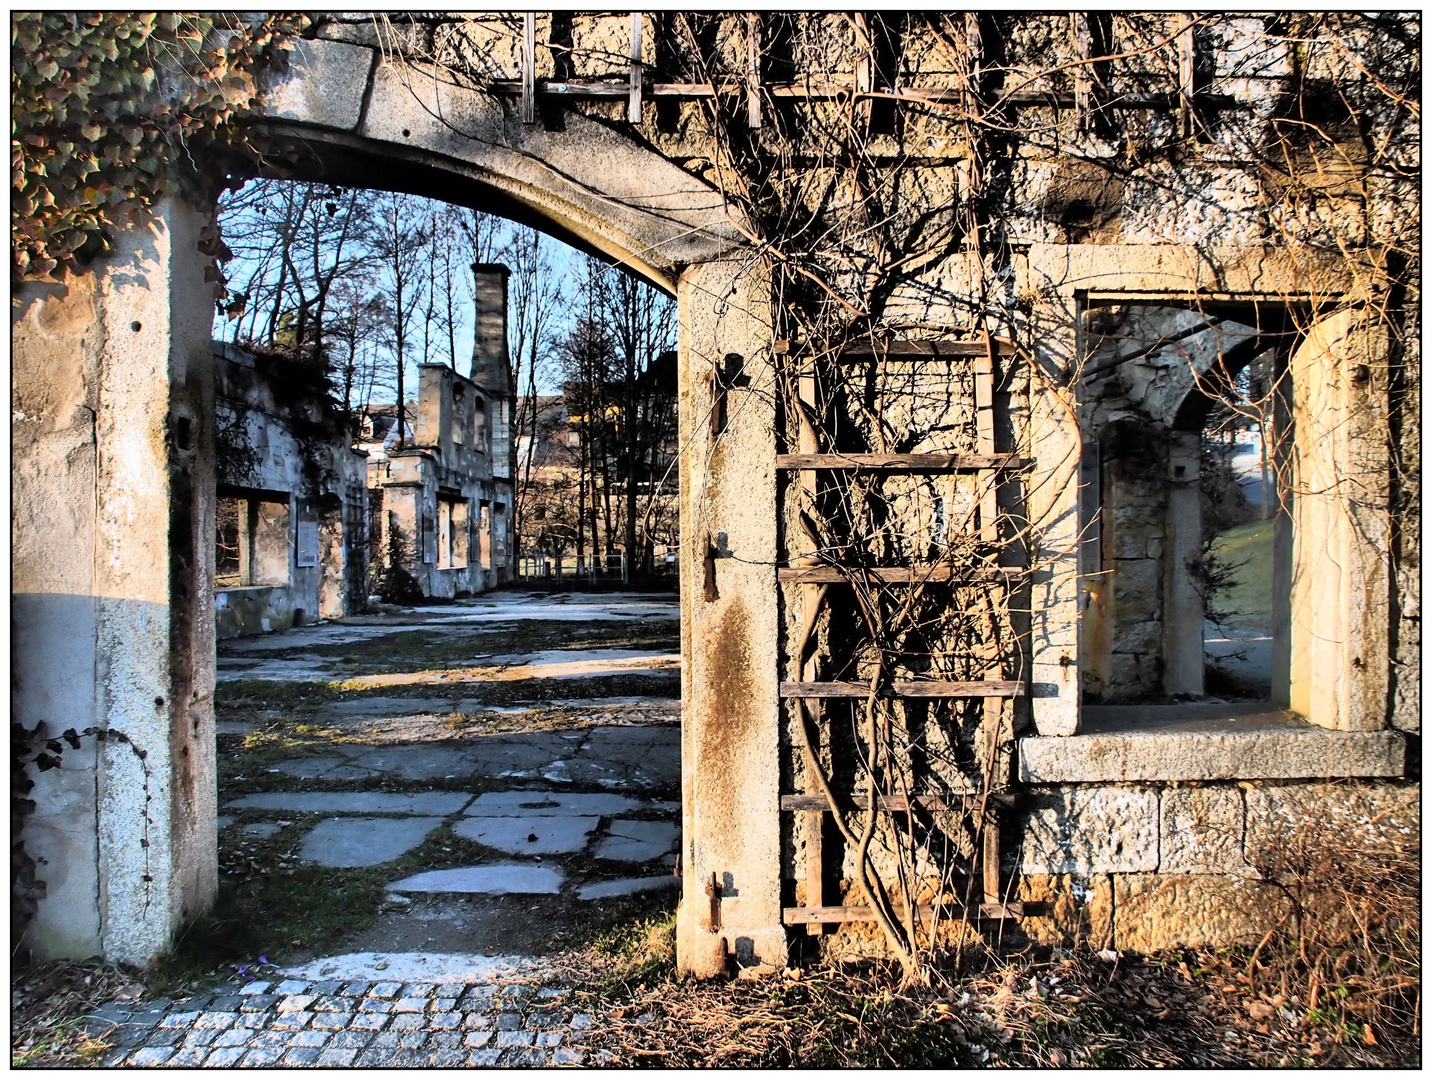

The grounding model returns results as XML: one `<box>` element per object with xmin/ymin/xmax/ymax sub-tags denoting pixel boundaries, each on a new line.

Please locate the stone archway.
<box><xmin>14</xmin><ymin>39</ymin><xmax>783</xmax><ymax>974</ymax></box>
<box><xmin>252</xmin><ymin>37</ymin><xmax>744</xmax><ymax>292</ymax></box>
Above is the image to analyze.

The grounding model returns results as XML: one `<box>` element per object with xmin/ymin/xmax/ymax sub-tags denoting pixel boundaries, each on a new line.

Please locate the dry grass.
<box><xmin>578</xmin><ymin>941</ymin><xmax>1418</xmax><ymax>1068</ymax></box>
<box><xmin>10</xmin><ymin>959</ymin><xmax>140</xmax><ymax>1068</ymax></box>
<box><xmin>573</xmin><ymin>806</ymin><xmax>1420</xmax><ymax>1069</ymax></box>
<box><xmin>1240</xmin><ymin>797</ymin><xmax>1421</xmax><ymax>1063</ymax></box>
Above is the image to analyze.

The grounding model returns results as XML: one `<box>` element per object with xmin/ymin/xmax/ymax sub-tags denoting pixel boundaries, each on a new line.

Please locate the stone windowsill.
<box><xmin>1019</xmin><ymin>702</ymin><xmax>1406</xmax><ymax>783</ymax></box>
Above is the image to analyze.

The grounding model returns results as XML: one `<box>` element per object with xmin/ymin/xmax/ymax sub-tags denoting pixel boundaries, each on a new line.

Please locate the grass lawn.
<box><xmin>1208</xmin><ymin>519</ymin><xmax>1274</xmax><ymax>631</ymax></box>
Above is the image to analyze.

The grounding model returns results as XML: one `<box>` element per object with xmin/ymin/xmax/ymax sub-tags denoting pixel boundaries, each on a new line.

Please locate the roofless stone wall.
<box><xmin>12</xmin><ymin>13</ymin><xmax>1417</xmax><ymax>974</ymax></box>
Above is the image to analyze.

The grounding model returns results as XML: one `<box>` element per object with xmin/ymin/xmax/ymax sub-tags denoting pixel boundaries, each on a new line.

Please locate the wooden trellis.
<box><xmin>777</xmin><ymin>336</ymin><xmax>1027</xmax><ymax>933</ymax></box>
<box><xmin>506</xmin><ymin>11</ymin><xmax>1236</xmax><ymax>132</ymax></box>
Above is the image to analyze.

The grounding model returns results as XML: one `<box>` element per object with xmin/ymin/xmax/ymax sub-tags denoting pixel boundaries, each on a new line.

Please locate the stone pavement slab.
<box><xmin>267</xmin><ymin>757</ymin><xmax>380</xmax><ymax>781</ymax></box>
<box><xmin>389</xmin><ymin>865</ymin><xmax>565</xmax><ymax>895</ymax></box>
<box><xmin>577</xmin><ymin>875</ymin><xmax>681</xmax><ymax>900</ymax></box>
<box><xmin>301</xmin><ymin>817</ymin><xmax>445</xmax><ymax>867</ymax></box>
<box><xmin>454</xmin><ymin>815</ymin><xmax>600</xmax><ymax>855</ymax></box>
<box><xmin>465</xmin><ymin>790</ymin><xmax>642</xmax><ymax>817</ymax></box>
<box><xmin>229</xmin><ymin>791</ymin><xmax>475</xmax><ymax>816</ymax></box>
<box><xmin>595</xmin><ymin>819</ymin><xmax>679</xmax><ymax>862</ymax></box>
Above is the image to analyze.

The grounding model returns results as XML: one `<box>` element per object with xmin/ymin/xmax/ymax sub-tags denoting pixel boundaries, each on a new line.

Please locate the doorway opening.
<box><xmin>204</xmin><ymin>176</ymin><xmax>685</xmax><ymax>967</ymax></box>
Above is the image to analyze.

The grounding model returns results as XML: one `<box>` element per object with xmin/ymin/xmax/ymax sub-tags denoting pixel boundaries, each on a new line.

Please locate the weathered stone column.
<box><xmin>674</xmin><ymin>258</ymin><xmax>785</xmax><ymax>976</ymax></box>
<box><xmin>13</xmin><ymin>196</ymin><xmax>218</xmax><ymax>963</ymax></box>
<box><xmin>1023</xmin><ymin>269</ymin><xmax>1084</xmax><ymax>737</ymax></box>
<box><xmin>1287</xmin><ymin>310</ymin><xmax>1390</xmax><ymax>731</ymax></box>
<box><xmin>1163</xmin><ymin>429</ymin><xmax>1205</xmax><ymax>696</ymax></box>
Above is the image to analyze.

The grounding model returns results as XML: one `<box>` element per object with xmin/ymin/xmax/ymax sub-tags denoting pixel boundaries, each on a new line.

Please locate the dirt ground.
<box><xmin>12</xmin><ymin>587</ymin><xmax>1418</xmax><ymax>1068</ymax></box>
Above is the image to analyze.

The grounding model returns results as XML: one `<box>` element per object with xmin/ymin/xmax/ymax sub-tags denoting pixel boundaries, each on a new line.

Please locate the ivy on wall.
<box><xmin>11</xmin><ymin>11</ymin><xmax>306</xmax><ymax>281</ymax></box>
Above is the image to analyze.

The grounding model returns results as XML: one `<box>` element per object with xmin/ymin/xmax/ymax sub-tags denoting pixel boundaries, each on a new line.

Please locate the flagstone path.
<box><xmin>92</xmin><ymin>589</ymin><xmax>682</xmax><ymax>1067</ymax></box>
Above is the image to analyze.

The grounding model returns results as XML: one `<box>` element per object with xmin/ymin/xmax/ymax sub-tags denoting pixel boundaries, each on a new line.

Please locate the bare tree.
<box><xmin>602</xmin><ymin>267</ymin><xmax>676</xmax><ymax>578</ymax></box>
<box><xmin>506</xmin><ymin>226</ymin><xmax>566</xmax><ymax>555</ymax></box>
<box><xmin>369</xmin><ymin>191</ymin><xmax>431</xmax><ymax>448</ymax></box>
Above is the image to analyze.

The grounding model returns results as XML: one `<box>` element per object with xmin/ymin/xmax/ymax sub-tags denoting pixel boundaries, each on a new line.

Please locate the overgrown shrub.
<box><xmin>1243</xmin><ymin>786</ymin><xmax>1420</xmax><ymax>1052</ymax></box>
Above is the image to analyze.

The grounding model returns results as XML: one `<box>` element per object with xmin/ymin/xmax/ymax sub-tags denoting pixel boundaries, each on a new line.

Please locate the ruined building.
<box><xmin>213</xmin><ymin>341</ymin><xmax>369</xmax><ymax>637</ymax></box>
<box><xmin>360</xmin><ymin>265</ymin><xmax>517</xmax><ymax>599</ymax></box>
<box><xmin>516</xmin><ymin>350</ymin><xmax>681</xmax><ymax>577</ymax></box>
<box><xmin>11</xmin><ymin>14</ymin><xmax>1418</xmax><ymax>973</ymax></box>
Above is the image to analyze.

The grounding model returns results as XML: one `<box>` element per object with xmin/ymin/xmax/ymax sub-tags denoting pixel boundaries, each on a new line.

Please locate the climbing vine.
<box><xmin>12</xmin><ymin>722</ymin><xmax>153</xmax><ymax>960</ymax></box>
<box><xmin>11</xmin><ymin>11</ymin><xmax>307</xmax><ymax>281</ymax></box>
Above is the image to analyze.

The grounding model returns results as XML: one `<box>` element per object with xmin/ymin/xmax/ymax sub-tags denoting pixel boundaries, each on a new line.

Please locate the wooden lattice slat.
<box><xmin>776</xmin><ymin>453</ymin><xmax>1029</xmax><ymax>471</ymax></box>
<box><xmin>782</xmin><ymin>903</ymin><xmax>1024</xmax><ymax>925</ymax></box>
<box><xmin>781</xmin><ymin>680</ymin><xmax>1025</xmax><ymax>699</ymax></box>
<box><xmin>779</xmin><ymin>793</ymin><xmax>1019</xmax><ymax>813</ymax></box>
<box><xmin>778</xmin><ymin>565</ymin><xmax>1020</xmax><ymax>584</ymax></box>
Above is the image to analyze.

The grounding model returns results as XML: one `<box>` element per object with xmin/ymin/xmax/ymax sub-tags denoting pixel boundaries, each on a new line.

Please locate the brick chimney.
<box><xmin>470</xmin><ymin>263</ymin><xmax>511</xmax><ymax>397</ymax></box>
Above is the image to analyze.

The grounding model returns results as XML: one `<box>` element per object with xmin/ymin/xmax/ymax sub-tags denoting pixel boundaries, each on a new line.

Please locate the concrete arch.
<box><xmin>249</xmin><ymin>38</ymin><xmax>749</xmax><ymax>292</ymax></box>
<box><xmin>15</xmin><ymin>40</ymin><xmax>778</xmax><ymax>968</ymax></box>
<box><xmin>247</xmin><ymin>42</ymin><xmax>783</xmax><ymax>976</ymax></box>
<box><xmin>1082</xmin><ymin>304</ymin><xmax>1261</xmax><ymax>431</ymax></box>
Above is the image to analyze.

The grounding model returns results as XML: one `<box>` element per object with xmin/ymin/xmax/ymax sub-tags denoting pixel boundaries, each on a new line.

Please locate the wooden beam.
<box><xmin>776</xmin><ymin>453</ymin><xmax>1029</xmax><ymax>471</ymax></box>
<box><xmin>980</xmin><ymin>671</ymin><xmax>1005</xmax><ymax>906</ymax></box>
<box><xmin>780</xmin><ymin>793</ymin><xmax>1019</xmax><ymax>813</ymax></box>
<box><xmin>838</xmin><ymin>338</ymin><xmax>1013</xmax><ymax>361</ymax></box>
<box><xmin>974</xmin><ymin>334</ymin><xmax>999</xmax><ymax>544</ymax></box>
<box><xmin>852</xmin><ymin>12</ymin><xmax>873</xmax><ymax>128</ymax></box>
<box><xmin>1177</xmin><ymin>13</ymin><xmax>1196</xmax><ymax>138</ymax></box>
<box><xmin>628</xmin><ymin>11</ymin><xmax>644</xmax><ymax>124</ymax></box>
<box><xmin>781</xmin><ymin>680</ymin><xmax>1025</xmax><ymax>699</ymax></box>
<box><xmin>783</xmin><ymin>902</ymin><xmax>1023</xmax><ymax>925</ymax></box>
<box><xmin>777</xmin><ymin>565</ymin><xmax>1021</xmax><ymax>584</ymax></box>
<box><xmin>483</xmin><ymin>78</ymin><xmax>1231</xmax><ymax>111</ymax></box>
<box><xmin>1072</xmin><ymin>13</ymin><xmax>1092</xmax><ymax>128</ymax></box>
<box><xmin>521</xmin><ymin>13</ymin><xmax>536</xmax><ymax>124</ymax></box>
<box><xmin>746</xmin><ymin>13</ymin><xmax>762</xmax><ymax>130</ymax></box>
<box><xmin>794</xmin><ymin>330</ymin><xmax>821</xmax><ymax>930</ymax></box>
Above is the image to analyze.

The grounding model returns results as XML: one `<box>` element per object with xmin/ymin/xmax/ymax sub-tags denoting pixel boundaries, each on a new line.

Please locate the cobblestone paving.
<box><xmin>87</xmin><ymin>974</ymin><xmax>611</xmax><ymax>1067</ymax></box>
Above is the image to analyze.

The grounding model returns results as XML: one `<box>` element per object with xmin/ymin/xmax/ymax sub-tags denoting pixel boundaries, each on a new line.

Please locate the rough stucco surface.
<box><xmin>675</xmin><ymin>259</ymin><xmax>783</xmax><ymax>976</ymax></box>
<box><xmin>14</xmin><ymin>199</ymin><xmax>218</xmax><ymax>964</ymax></box>
<box><xmin>13</xmin><ymin>276</ymin><xmax>105</xmax><ymax>957</ymax></box>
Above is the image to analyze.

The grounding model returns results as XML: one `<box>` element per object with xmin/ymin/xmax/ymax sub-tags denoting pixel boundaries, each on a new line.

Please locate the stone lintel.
<box><xmin>258</xmin><ymin>38</ymin><xmax>375</xmax><ymax>131</ymax></box>
<box><xmin>1019</xmin><ymin>717</ymin><xmax>1405</xmax><ymax>783</ymax></box>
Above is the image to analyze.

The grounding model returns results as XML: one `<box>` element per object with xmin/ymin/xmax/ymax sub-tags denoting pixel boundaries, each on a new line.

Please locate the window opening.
<box><xmin>478</xmin><ymin>501</ymin><xmax>492</xmax><ymax>569</ymax></box>
<box><xmin>437</xmin><ymin>496</ymin><xmax>469</xmax><ymax>569</ymax></box>
<box><xmin>215</xmin><ymin>490</ymin><xmax>291</xmax><ymax>587</ymax></box>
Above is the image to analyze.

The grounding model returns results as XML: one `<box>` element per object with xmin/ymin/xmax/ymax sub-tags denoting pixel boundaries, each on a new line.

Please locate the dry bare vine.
<box><xmin>366</xmin><ymin>12</ymin><xmax>1416</xmax><ymax>987</ymax></box>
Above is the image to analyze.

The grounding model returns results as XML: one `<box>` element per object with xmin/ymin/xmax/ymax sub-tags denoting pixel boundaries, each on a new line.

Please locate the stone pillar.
<box><xmin>674</xmin><ymin>258</ymin><xmax>785</xmax><ymax>976</ymax></box>
<box><xmin>13</xmin><ymin>197</ymin><xmax>218</xmax><ymax>963</ymax></box>
<box><xmin>1163</xmin><ymin>429</ymin><xmax>1205</xmax><ymax>696</ymax></box>
<box><xmin>1025</xmin><ymin>290</ymin><xmax>1083</xmax><ymax>735</ymax></box>
<box><xmin>1287</xmin><ymin>310</ymin><xmax>1390</xmax><ymax>731</ymax></box>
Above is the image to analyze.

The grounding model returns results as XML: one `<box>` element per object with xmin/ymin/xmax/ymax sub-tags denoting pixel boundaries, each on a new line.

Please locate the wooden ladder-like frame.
<box><xmin>778</xmin><ymin>335</ymin><xmax>1027</xmax><ymax>932</ymax></box>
